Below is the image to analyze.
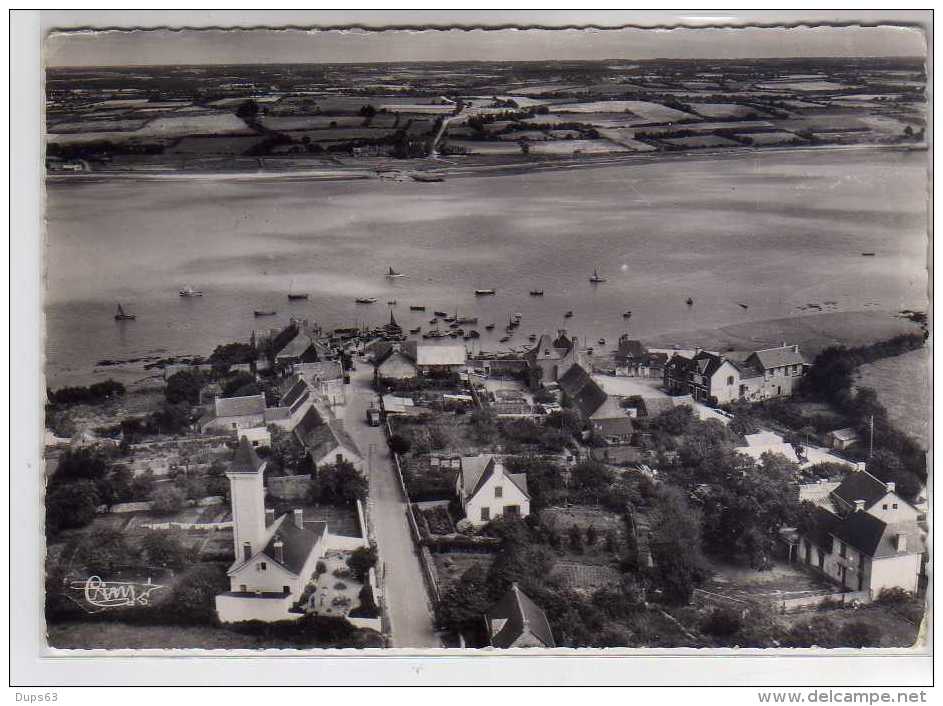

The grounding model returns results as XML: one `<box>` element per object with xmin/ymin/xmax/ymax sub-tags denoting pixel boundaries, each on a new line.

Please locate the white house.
<box><xmin>795</xmin><ymin>469</ymin><xmax>923</xmax><ymax>598</ymax></box>
<box><xmin>456</xmin><ymin>454</ymin><xmax>530</xmax><ymax>526</ymax></box>
<box><xmin>825</xmin><ymin>427</ymin><xmax>861</xmax><ymax>451</ymax></box>
<box><xmin>215</xmin><ymin>438</ymin><xmax>328</xmax><ymax>623</ymax></box>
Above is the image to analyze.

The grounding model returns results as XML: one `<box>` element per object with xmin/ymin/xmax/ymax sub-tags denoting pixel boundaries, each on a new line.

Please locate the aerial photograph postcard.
<box><xmin>39</xmin><ymin>14</ymin><xmax>930</xmax><ymax>655</ymax></box>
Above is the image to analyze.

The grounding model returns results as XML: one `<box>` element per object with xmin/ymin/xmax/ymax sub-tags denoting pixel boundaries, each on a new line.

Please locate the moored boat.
<box><xmin>355</xmin><ymin>297</ymin><xmax>378</xmax><ymax>304</ymax></box>
<box><xmin>589</xmin><ymin>268</ymin><xmax>607</xmax><ymax>284</ymax></box>
<box><xmin>387</xmin><ymin>266</ymin><xmax>407</xmax><ymax>278</ymax></box>
<box><xmin>410</xmin><ymin>327</ymin><xmax>421</xmax><ymax>334</ymax></box>
<box><xmin>686</xmin><ymin>297</ymin><xmax>694</xmax><ymax>306</ymax></box>
<box><xmin>475</xmin><ymin>288</ymin><xmax>496</xmax><ymax>296</ymax></box>
<box><xmin>179</xmin><ymin>285</ymin><xmax>203</xmax><ymax>297</ymax></box>
<box><xmin>388</xmin><ymin>300</ymin><xmax>397</xmax><ymax>305</ymax></box>
<box><xmin>410</xmin><ymin>305</ymin><xmax>426</xmax><ymax>311</ymax></box>
<box><xmin>564</xmin><ymin>310</ymin><xmax>573</xmax><ymax>318</ymax></box>
<box><xmin>254</xmin><ymin>310</ymin><xmax>276</xmax><ymax>317</ymax></box>
<box><xmin>485</xmin><ymin>323</ymin><xmax>495</xmax><ymax>331</ymax></box>
<box><xmin>623</xmin><ymin>310</ymin><xmax>632</xmax><ymax>319</ymax></box>
<box><xmin>434</xmin><ymin>310</ymin><xmax>448</xmax><ymax>317</ymax></box>
<box><xmin>114</xmin><ymin>303</ymin><xmax>135</xmax><ymax>321</ymax></box>
<box><xmin>529</xmin><ymin>289</ymin><xmax>544</xmax><ymax>296</ymax></box>
<box><xmin>598</xmin><ymin>338</ymin><xmax>606</xmax><ymax>345</ymax></box>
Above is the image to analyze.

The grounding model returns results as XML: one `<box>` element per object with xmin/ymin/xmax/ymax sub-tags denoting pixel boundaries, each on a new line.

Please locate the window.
<box><xmin>232</xmin><ymin>423</ymin><xmax>237</xmax><ymax>430</ymax></box>
<box><xmin>892</xmin><ymin>503</ymin><xmax>898</xmax><ymax>509</ymax></box>
<box><xmin>494</xmin><ymin>486</ymin><xmax>503</xmax><ymax>498</ymax></box>
<box><xmin>336</xmin><ymin>453</ymin><xmax>343</xmax><ymax>464</ymax></box>
<box><xmin>505</xmin><ymin>505</ymin><xmax>520</xmax><ymax>516</ymax></box>
<box><xmin>727</xmin><ymin>376</ymin><xmax>734</xmax><ymax>385</ymax></box>
<box><xmin>239</xmin><ymin>584</ymin><xmax>247</xmax><ymax>593</ymax></box>
<box><xmin>283</xmin><ymin>585</ymin><xmax>290</xmax><ymax>594</ymax></box>
<box><xmin>883</xmin><ymin>504</ymin><xmax>889</xmax><ymax>510</ymax></box>
<box><xmin>839</xmin><ymin>542</ymin><xmax>847</xmax><ymax>558</ymax></box>
<box><xmin>480</xmin><ymin>507</ymin><xmax>490</xmax><ymax>522</ymax></box>
<box><xmin>260</xmin><ymin>562</ymin><xmax>267</xmax><ymax>571</ymax></box>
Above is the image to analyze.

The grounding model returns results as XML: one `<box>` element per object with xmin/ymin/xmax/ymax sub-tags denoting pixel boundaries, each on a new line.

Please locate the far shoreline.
<box><xmin>45</xmin><ymin>142</ymin><xmax>926</xmax><ymax>186</ymax></box>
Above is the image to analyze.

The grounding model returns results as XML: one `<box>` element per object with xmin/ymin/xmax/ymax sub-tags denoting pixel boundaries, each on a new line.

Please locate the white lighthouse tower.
<box><xmin>226</xmin><ymin>437</ymin><xmax>267</xmax><ymax>563</ymax></box>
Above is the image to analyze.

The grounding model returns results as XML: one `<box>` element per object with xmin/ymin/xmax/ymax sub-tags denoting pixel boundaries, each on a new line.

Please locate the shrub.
<box><xmin>150</xmin><ymin>484</ymin><xmax>187</xmax><ymax>514</ymax></box>
<box><xmin>875</xmin><ymin>587</ymin><xmax>914</xmax><ymax>605</ymax></box>
<box><xmin>700</xmin><ymin>607</ymin><xmax>742</xmax><ymax>637</ymax></box>
<box><xmin>839</xmin><ymin>620</ymin><xmax>881</xmax><ymax>648</ymax></box>
<box><xmin>346</xmin><ymin>545</ymin><xmax>377</xmax><ymax>582</ymax></box>
<box><xmin>332</xmin><ymin>567</ymin><xmax>353</xmax><ymax>579</ymax></box>
<box><xmin>333</xmin><ymin>582</ymin><xmax>348</xmax><ymax>590</ymax></box>
<box><xmin>349</xmin><ymin>584</ymin><xmax>379</xmax><ymax>619</ymax></box>
<box><xmin>389</xmin><ymin>433</ymin><xmax>411</xmax><ymax>456</ymax></box>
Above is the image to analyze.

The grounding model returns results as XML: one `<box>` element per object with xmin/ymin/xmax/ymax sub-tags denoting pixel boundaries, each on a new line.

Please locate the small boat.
<box><xmin>429</xmin><ymin>318</ymin><xmax>438</xmax><ymax>324</ymax></box>
<box><xmin>114</xmin><ymin>303</ymin><xmax>135</xmax><ymax>321</ymax></box>
<box><xmin>387</xmin><ymin>300</ymin><xmax>397</xmax><ymax>305</ymax></box>
<box><xmin>686</xmin><ymin>297</ymin><xmax>694</xmax><ymax>306</ymax></box>
<box><xmin>589</xmin><ymin>268</ymin><xmax>607</xmax><ymax>284</ymax></box>
<box><xmin>598</xmin><ymin>338</ymin><xmax>606</xmax><ymax>345</ymax></box>
<box><xmin>179</xmin><ymin>285</ymin><xmax>203</xmax><ymax>297</ymax></box>
<box><xmin>529</xmin><ymin>290</ymin><xmax>544</xmax><ymax>296</ymax></box>
<box><xmin>737</xmin><ymin>303</ymin><xmax>749</xmax><ymax>310</ymax></box>
<box><xmin>387</xmin><ymin>266</ymin><xmax>407</xmax><ymax>278</ymax></box>
<box><xmin>254</xmin><ymin>310</ymin><xmax>276</xmax><ymax>317</ymax></box>
<box><xmin>485</xmin><ymin>323</ymin><xmax>495</xmax><ymax>331</ymax></box>
<box><xmin>411</xmin><ymin>173</ymin><xmax>445</xmax><ymax>183</ymax></box>
<box><xmin>861</xmin><ymin>252</ymin><xmax>876</xmax><ymax>257</ymax></box>
<box><xmin>468</xmin><ymin>330</ymin><xmax>480</xmax><ymax>339</ymax></box>
<box><xmin>444</xmin><ymin>316</ymin><xmax>456</xmax><ymax>323</ymax></box>
<box><xmin>457</xmin><ymin>316</ymin><xmax>478</xmax><ymax>325</ymax></box>
<box><xmin>356</xmin><ymin>297</ymin><xmax>378</xmax><ymax>304</ymax></box>
<box><xmin>528</xmin><ymin>334</ymin><xmax>537</xmax><ymax>342</ymax></box>
<box><xmin>449</xmin><ymin>322</ymin><xmax>460</xmax><ymax>329</ymax></box>
<box><xmin>434</xmin><ymin>310</ymin><xmax>448</xmax><ymax>317</ymax></box>
<box><xmin>410</xmin><ymin>305</ymin><xmax>426</xmax><ymax>311</ymax></box>
<box><xmin>564</xmin><ymin>310</ymin><xmax>573</xmax><ymax>318</ymax></box>
<box><xmin>622</xmin><ymin>310</ymin><xmax>632</xmax><ymax>319</ymax></box>
<box><xmin>475</xmin><ymin>289</ymin><xmax>496</xmax><ymax>296</ymax></box>
<box><xmin>287</xmin><ymin>281</ymin><xmax>308</xmax><ymax>300</ymax></box>
<box><xmin>499</xmin><ymin>336</ymin><xmax>511</xmax><ymax>343</ymax></box>
<box><xmin>513</xmin><ymin>312</ymin><xmax>523</xmax><ymax>320</ymax></box>
<box><xmin>409</xmin><ymin>327</ymin><xmax>421</xmax><ymax>334</ymax></box>
<box><xmin>448</xmin><ymin>331</ymin><xmax>460</xmax><ymax>338</ymax></box>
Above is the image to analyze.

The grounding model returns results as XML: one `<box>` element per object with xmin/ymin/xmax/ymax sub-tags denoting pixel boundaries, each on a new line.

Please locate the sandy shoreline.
<box><xmin>49</xmin><ymin>309</ymin><xmax>925</xmax><ymax>391</ymax></box>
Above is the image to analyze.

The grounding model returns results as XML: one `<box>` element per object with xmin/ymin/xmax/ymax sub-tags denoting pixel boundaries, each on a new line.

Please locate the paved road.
<box><xmin>340</xmin><ymin>365</ymin><xmax>441</xmax><ymax>648</ymax></box>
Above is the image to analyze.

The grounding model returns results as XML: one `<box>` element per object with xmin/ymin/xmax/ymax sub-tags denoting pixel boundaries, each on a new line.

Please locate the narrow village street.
<box><xmin>340</xmin><ymin>363</ymin><xmax>441</xmax><ymax>648</ymax></box>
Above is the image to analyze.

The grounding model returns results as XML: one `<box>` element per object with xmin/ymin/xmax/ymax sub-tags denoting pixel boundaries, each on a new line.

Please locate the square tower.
<box><xmin>226</xmin><ymin>437</ymin><xmax>267</xmax><ymax>562</ymax></box>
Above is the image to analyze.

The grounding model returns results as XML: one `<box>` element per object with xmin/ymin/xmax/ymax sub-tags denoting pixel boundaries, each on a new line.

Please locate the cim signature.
<box><xmin>69</xmin><ymin>576</ymin><xmax>165</xmax><ymax>612</ymax></box>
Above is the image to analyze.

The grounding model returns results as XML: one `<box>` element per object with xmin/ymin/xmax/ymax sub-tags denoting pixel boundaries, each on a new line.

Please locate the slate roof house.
<box><xmin>215</xmin><ymin>439</ymin><xmax>329</xmax><ymax>623</ymax></box>
<box><xmin>792</xmin><ymin>468</ymin><xmax>923</xmax><ymax>599</ymax></box>
<box><xmin>557</xmin><ymin>363</ymin><xmax>634</xmax><ymax>444</ymax></box>
<box><xmin>484</xmin><ymin>583</ymin><xmax>556</xmax><ymax>648</ymax></box>
<box><xmin>200</xmin><ymin>393</ymin><xmax>267</xmax><ymax>433</ymax></box>
<box><xmin>664</xmin><ymin>344</ymin><xmax>807</xmax><ymax>405</ymax></box>
<box><xmin>456</xmin><ymin>454</ymin><xmax>530</xmax><ymax>526</ymax></box>
<box><xmin>614</xmin><ymin>336</ymin><xmax>668</xmax><ymax>378</ymax></box>
<box><xmin>293</xmin><ymin>406</ymin><xmax>363</xmax><ymax>470</ymax></box>
<box><xmin>826</xmin><ymin>427</ymin><xmax>861</xmax><ymax>451</ymax></box>
<box><xmin>372</xmin><ymin>341</ymin><xmax>467</xmax><ymax>381</ymax></box>
<box><xmin>524</xmin><ymin>330</ymin><xmax>584</xmax><ymax>385</ymax></box>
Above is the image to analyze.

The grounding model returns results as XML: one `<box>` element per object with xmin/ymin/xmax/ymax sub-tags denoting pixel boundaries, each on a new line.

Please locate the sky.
<box><xmin>45</xmin><ymin>24</ymin><xmax>928</xmax><ymax>67</ymax></box>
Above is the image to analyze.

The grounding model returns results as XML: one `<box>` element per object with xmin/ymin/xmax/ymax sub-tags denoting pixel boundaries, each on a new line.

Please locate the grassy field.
<box><xmin>855</xmin><ymin>348</ymin><xmax>930</xmax><ymax>448</ymax></box>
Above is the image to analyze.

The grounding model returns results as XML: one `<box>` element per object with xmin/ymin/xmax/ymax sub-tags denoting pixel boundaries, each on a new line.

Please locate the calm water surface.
<box><xmin>45</xmin><ymin>149</ymin><xmax>928</xmax><ymax>387</ymax></box>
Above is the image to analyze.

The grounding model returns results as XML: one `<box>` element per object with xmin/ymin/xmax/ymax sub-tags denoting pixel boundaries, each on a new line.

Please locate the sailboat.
<box><xmin>589</xmin><ymin>267</ymin><xmax>607</xmax><ymax>283</ymax></box>
<box><xmin>386</xmin><ymin>266</ymin><xmax>407</xmax><ymax>278</ymax></box>
<box><xmin>179</xmin><ymin>285</ymin><xmax>203</xmax><ymax>297</ymax></box>
<box><xmin>287</xmin><ymin>280</ymin><xmax>308</xmax><ymax>300</ymax></box>
<box><xmin>114</xmin><ymin>303</ymin><xmax>135</xmax><ymax>321</ymax></box>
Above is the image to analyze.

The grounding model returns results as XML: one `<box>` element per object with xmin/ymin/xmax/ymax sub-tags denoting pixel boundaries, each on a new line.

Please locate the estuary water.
<box><xmin>44</xmin><ymin>148</ymin><xmax>928</xmax><ymax>388</ymax></box>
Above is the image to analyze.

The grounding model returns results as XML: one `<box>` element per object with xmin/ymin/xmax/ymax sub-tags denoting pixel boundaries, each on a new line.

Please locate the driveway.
<box><xmin>340</xmin><ymin>365</ymin><xmax>441</xmax><ymax>648</ymax></box>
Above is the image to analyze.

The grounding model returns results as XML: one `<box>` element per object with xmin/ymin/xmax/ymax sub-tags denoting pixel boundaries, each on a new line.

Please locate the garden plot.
<box><xmin>541</xmin><ymin>506</ymin><xmax>628</xmax><ymax>544</ymax></box>
<box><xmin>701</xmin><ymin>557</ymin><xmax>835</xmax><ymax>606</ymax></box>
<box><xmin>309</xmin><ymin>550</ymin><xmax>364</xmax><ymax>618</ymax></box>
<box><xmin>740</xmin><ymin>131</ymin><xmax>805</xmax><ymax>146</ymax></box>
<box><xmin>661</xmin><ymin>135</ymin><xmax>742</xmax><ymax>148</ymax></box>
<box><xmin>554</xmin><ymin>100</ymin><xmax>695</xmax><ymax>123</ymax></box>
<box><xmin>551</xmin><ymin>561</ymin><xmax>621</xmax><ymax>593</ymax></box>
<box><xmin>530</xmin><ymin>139</ymin><xmax>627</xmax><ymax>155</ymax></box>
<box><xmin>432</xmin><ymin>552</ymin><xmax>496</xmax><ymax>594</ymax></box>
<box><xmin>688</xmin><ymin>103</ymin><xmax>769</xmax><ymax>119</ymax></box>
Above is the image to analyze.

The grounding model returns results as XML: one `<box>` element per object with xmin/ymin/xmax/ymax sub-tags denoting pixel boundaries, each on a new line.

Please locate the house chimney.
<box><xmin>695</xmin><ymin>347</ymin><xmax>702</xmax><ymax>355</ymax></box>
<box><xmin>896</xmin><ymin>534</ymin><xmax>907</xmax><ymax>552</ymax></box>
<box><xmin>885</xmin><ymin>481</ymin><xmax>896</xmax><ymax>494</ymax></box>
<box><xmin>273</xmin><ymin>536</ymin><xmax>285</xmax><ymax>564</ymax></box>
<box><xmin>781</xmin><ymin>341</ymin><xmax>787</xmax><ymax>348</ymax></box>
<box><xmin>265</xmin><ymin>508</ymin><xmax>275</xmax><ymax>526</ymax></box>
<box><xmin>293</xmin><ymin>508</ymin><xmax>304</xmax><ymax>529</ymax></box>
<box><xmin>854</xmin><ymin>499</ymin><xmax>865</xmax><ymax>512</ymax></box>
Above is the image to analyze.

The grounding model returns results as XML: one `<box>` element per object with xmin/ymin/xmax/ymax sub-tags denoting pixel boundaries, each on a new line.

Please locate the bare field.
<box><xmin>855</xmin><ymin>348</ymin><xmax>929</xmax><ymax>448</ymax></box>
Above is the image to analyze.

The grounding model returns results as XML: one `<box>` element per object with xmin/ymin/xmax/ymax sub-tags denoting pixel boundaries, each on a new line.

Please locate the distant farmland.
<box><xmin>855</xmin><ymin>348</ymin><xmax>930</xmax><ymax>449</ymax></box>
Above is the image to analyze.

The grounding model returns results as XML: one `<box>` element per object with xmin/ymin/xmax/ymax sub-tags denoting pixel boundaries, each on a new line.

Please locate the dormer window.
<box><xmin>893</xmin><ymin>503</ymin><xmax>898</xmax><ymax>509</ymax></box>
<box><xmin>727</xmin><ymin>376</ymin><xmax>734</xmax><ymax>385</ymax></box>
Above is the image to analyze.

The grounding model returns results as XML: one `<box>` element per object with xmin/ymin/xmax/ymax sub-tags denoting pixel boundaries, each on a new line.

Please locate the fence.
<box><xmin>778</xmin><ymin>590</ymin><xmax>871</xmax><ymax>613</ymax></box>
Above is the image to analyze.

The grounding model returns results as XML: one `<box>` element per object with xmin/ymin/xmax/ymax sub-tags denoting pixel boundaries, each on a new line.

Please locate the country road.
<box><xmin>340</xmin><ymin>364</ymin><xmax>441</xmax><ymax>648</ymax></box>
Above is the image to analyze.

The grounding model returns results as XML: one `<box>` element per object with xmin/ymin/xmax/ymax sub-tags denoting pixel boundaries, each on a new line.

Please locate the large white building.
<box><xmin>215</xmin><ymin>438</ymin><xmax>328</xmax><ymax>623</ymax></box>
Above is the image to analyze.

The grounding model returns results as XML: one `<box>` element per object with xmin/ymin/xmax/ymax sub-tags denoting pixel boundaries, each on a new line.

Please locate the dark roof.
<box><xmin>591</xmin><ymin>415</ymin><xmax>635</xmax><ymax>437</ymax></box>
<box><xmin>831</xmin><ymin>470</ymin><xmax>889</xmax><ymax>511</ymax></box>
<box><xmin>261</xmin><ymin>516</ymin><xmax>328</xmax><ymax>576</ymax></box>
<box><xmin>616</xmin><ymin>338</ymin><xmax>647</xmax><ymax>360</ymax></box>
<box><xmin>368</xmin><ymin>341</ymin><xmax>396</xmax><ymax>366</ymax></box>
<box><xmin>828</xmin><ymin>511</ymin><xmax>921</xmax><ymax>559</ymax></box>
<box><xmin>276</xmin><ymin>333</ymin><xmax>314</xmax><ymax>360</ymax></box>
<box><xmin>230</xmin><ymin>437</ymin><xmax>265</xmax><ymax>474</ymax></box>
<box><xmin>293</xmin><ymin>406</ymin><xmax>324</xmax><ymax>439</ymax></box>
<box><xmin>280</xmin><ymin>377</ymin><xmax>310</xmax><ymax>408</ymax></box>
<box><xmin>804</xmin><ymin>505</ymin><xmax>841</xmax><ymax>549</ymax></box>
<box><xmin>486</xmin><ymin>583</ymin><xmax>555</xmax><ymax>648</ymax></box>
<box><xmin>558</xmin><ymin>364</ymin><xmax>607</xmax><ymax>418</ymax></box>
